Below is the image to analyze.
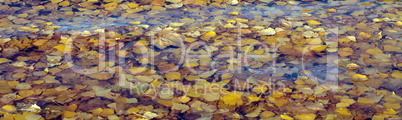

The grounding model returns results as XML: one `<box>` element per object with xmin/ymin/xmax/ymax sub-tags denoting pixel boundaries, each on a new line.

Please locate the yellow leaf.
<box><xmin>177</xmin><ymin>96</ymin><xmax>191</xmax><ymax>103</ymax></box>
<box><xmin>128</xmin><ymin>21</ymin><xmax>141</xmax><ymax>25</ymax></box>
<box><xmin>187</xmin><ymin>89</ymin><xmax>201</xmax><ymax>98</ymax></box>
<box><xmin>171</xmin><ymin>103</ymin><xmax>189</xmax><ymax>113</ymax></box>
<box><xmin>357</xmin><ymin>97</ymin><xmax>373</xmax><ymax>103</ymax></box>
<box><xmin>129</xmin><ymin>67</ymin><xmax>146</xmax><ymax>74</ymax></box>
<box><xmin>306</xmin><ymin>20</ymin><xmax>322</xmax><ymax>26</ymax></box>
<box><xmin>383</xmin><ymin>102</ymin><xmax>401</xmax><ymax>109</ymax></box>
<box><xmin>395</xmin><ymin>21</ymin><xmax>402</xmax><ymax>27</ymax></box>
<box><xmin>260</xmin><ymin>111</ymin><xmax>275</xmax><ymax>118</ymax></box>
<box><xmin>366</xmin><ymin>48</ymin><xmax>383</xmax><ymax>55</ymax></box>
<box><xmin>247</xmin><ymin>94</ymin><xmax>260</xmax><ymax>103</ymax></box>
<box><xmin>0</xmin><ymin>58</ymin><xmax>11</xmax><ymax>64</ymax></box>
<box><xmin>339</xmin><ymin>47</ymin><xmax>354</xmax><ymax>57</ymax></box>
<box><xmin>169</xmin><ymin>22</ymin><xmax>186</xmax><ymax>27</ymax></box>
<box><xmin>352</xmin><ymin>74</ymin><xmax>368</xmax><ymax>82</ymax></box>
<box><xmin>50</xmin><ymin>0</ymin><xmax>62</xmax><ymax>4</ymax></box>
<box><xmin>280</xmin><ymin>114</ymin><xmax>294</xmax><ymax>120</ymax></box>
<box><xmin>127</xmin><ymin>2</ymin><xmax>139</xmax><ymax>8</ymax></box>
<box><xmin>33</xmin><ymin>39</ymin><xmax>48</xmax><ymax>46</ymax></box>
<box><xmin>1</xmin><ymin>105</ymin><xmax>17</xmax><ymax>112</ymax></box>
<box><xmin>87</xmin><ymin>72</ymin><xmax>113</xmax><ymax>80</ymax></box>
<box><xmin>383</xmin><ymin>109</ymin><xmax>397</xmax><ymax>115</ymax></box>
<box><xmin>165</xmin><ymin>72</ymin><xmax>181</xmax><ymax>81</ymax></box>
<box><xmin>59</xmin><ymin>1</ymin><xmax>70</xmax><ymax>6</ymax></box>
<box><xmin>383</xmin><ymin>45</ymin><xmax>401</xmax><ymax>52</ymax></box>
<box><xmin>201</xmin><ymin>31</ymin><xmax>217</xmax><ymax>41</ymax></box>
<box><xmin>340</xmin><ymin>98</ymin><xmax>355</xmax><ymax>104</ymax></box>
<box><xmin>134</xmin><ymin>76</ymin><xmax>154</xmax><ymax>83</ymax></box>
<box><xmin>391</xmin><ymin>70</ymin><xmax>402</xmax><ymax>78</ymax></box>
<box><xmin>310</xmin><ymin>45</ymin><xmax>327</xmax><ymax>52</ymax></box>
<box><xmin>115</xmin><ymin>51</ymin><xmax>128</xmax><ymax>57</ymax></box>
<box><xmin>294</xmin><ymin>113</ymin><xmax>316</xmax><ymax>120</ymax></box>
<box><xmin>104</xmin><ymin>2</ymin><xmax>118</xmax><ymax>11</ymax></box>
<box><xmin>126</xmin><ymin>107</ymin><xmax>139</xmax><ymax>114</ymax></box>
<box><xmin>252</xmin><ymin>85</ymin><xmax>268</xmax><ymax>94</ymax></box>
<box><xmin>199</xmin><ymin>69</ymin><xmax>217</xmax><ymax>78</ymax></box>
<box><xmin>358</xmin><ymin>32</ymin><xmax>371</xmax><ymax>38</ymax></box>
<box><xmin>228</xmin><ymin>11</ymin><xmax>239</xmax><ymax>15</ymax></box>
<box><xmin>53</xmin><ymin>44</ymin><xmax>73</xmax><ymax>52</ymax></box>
<box><xmin>336</xmin><ymin>108</ymin><xmax>352</xmax><ymax>116</ymax></box>
<box><xmin>220</xmin><ymin>92</ymin><xmax>243</xmax><ymax>106</ymax></box>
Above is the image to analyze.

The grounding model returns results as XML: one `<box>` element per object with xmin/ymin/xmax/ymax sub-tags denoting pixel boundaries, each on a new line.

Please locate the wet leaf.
<box><xmin>220</xmin><ymin>92</ymin><xmax>243</xmax><ymax>106</ymax></box>
<box><xmin>172</xmin><ymin>103</ymin><xmax>190</xmax><ymax>113</ymax></box>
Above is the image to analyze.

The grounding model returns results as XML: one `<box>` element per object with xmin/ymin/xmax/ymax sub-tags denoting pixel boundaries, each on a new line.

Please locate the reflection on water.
<box><xmin>0</xmin><ymin>0</ymin><xmax>401</xmax><ymax>119</ymax></box>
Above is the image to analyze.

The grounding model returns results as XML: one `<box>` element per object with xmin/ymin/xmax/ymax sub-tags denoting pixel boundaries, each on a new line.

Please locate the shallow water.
<box><xmin>0</xmin><ymin>0</ymin><xmax>401</xmax><ymax>119</ymax></box>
